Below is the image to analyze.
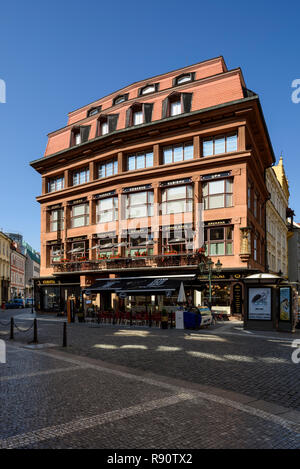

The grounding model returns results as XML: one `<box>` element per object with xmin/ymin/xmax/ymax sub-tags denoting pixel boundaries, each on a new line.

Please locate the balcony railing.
<box><xmin>51</xmin><ymin>252</ymin><xmax>203</xmax><ymax>273</ymax></box>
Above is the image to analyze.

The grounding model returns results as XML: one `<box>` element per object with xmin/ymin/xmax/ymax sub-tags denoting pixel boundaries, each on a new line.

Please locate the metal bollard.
<box><xmin>32</xmin><ymin>318</ymin><xmax>38</xmax><ymax>344</ymax></box>
<box><xmin>10</xmin><ymin>317</ymin><xmax>14</xmax><ymax>340</ymax></box>
<box><xmin>63</xmin><ymin>322</ymin><xmax>67</xmax><ymax>347</ymax></box>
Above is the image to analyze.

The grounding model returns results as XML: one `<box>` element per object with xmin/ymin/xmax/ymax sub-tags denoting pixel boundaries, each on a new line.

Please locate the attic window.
<box><xmin>139</xmin><ymin>83</ymin><xmax>159</xmax><ymax>96</ymax></box>
<box><xmin>173</xmin><ymin>72</ymin><xmax>195</xmax><ymax>86</ymax></box>
<box><xmin>113</xmin><ymin>94</ymin><xmax>129</xmax><ymax>106</ymax></box>
<box><xmin>87</xmin><ymin>106</ymin><xmax>101</xmax><ymax>117</ymax></box>
<box><xmin>70</xmin><ymin>126</ymin><xmax>91</xmax><ymax>146</ymax></box>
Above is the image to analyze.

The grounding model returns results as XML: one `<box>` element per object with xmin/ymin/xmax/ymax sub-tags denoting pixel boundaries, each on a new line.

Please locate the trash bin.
<box><xmin>184</xmin><ymin>310</ymin><xmax>199</xmax><ymax>329</ymax></box>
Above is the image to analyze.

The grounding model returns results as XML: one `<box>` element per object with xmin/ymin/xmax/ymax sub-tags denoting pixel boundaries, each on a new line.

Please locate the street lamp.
<box><xmin>199</xmin><ymin>258</ymin><xmax>223</xmax><ymax>309</ymax></box>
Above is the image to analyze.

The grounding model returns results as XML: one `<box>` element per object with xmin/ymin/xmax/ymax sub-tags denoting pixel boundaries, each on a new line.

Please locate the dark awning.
<box><xmin>84</xmin><ymin>276</ymin><xmax>195</xmax><ymax>295</ymax></box>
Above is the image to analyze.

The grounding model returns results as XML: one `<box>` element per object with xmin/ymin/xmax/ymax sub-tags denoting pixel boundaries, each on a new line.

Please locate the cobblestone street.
<box><xmin>0</xmin><ymin>310</ymin><xmax>300</xmax><ymax>449</ymax></box>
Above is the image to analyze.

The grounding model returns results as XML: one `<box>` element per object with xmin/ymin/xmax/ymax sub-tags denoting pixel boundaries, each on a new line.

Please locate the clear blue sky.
<box><xmin>0</xmin><ymin>0</ymin><xmax>299</xmax><ymax>251</ymax></box>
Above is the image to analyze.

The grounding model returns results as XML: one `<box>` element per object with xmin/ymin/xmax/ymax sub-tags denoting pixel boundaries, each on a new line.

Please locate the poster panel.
<box><xmin>248</xmin><ymin>287</ymin><xmax>271</xmax><ymax>320</ymax></box>
<box><xmin>279</xmin><ymin>287</ymin><xmax>291</xmax><ymax>322</ymax></box>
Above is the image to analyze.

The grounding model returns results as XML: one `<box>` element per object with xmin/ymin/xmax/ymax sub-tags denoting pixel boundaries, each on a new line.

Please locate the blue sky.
<box><xmin>0</xmin><ymin>0</ymin><xmax>299</xmax><ymax>250</ymax></box>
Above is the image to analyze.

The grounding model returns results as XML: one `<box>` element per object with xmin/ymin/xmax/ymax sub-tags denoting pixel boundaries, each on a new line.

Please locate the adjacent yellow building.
<box><xmin>0</xmin><ymin>232</ymin><xmax>11</xmax><ymax>305</ymax></box>
<box><xmin>266</xmin><ymin>157</ymin><xmax>289</xmax><ymax>276</ymax></box>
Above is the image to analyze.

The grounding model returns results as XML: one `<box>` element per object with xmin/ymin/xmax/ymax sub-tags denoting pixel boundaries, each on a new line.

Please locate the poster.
<box><xmin>248</xmin><ymin>287</ymin><xmax>271</xmax><ymax>320</ymax></box>
<box><xmin>279</xmin><ymin>287</ymin><xmax>291</xmax><ymax>321</ymax></box>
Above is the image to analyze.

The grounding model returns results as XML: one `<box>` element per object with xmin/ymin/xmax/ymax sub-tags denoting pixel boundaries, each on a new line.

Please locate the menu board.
<box><xmin>279</xmin><ymin>287</ymin><xmax>291</xmax><ymax>322</ymax></box>
<box><xmin>248</xmin><ymin>287</ymin><xmax>271</xmax><ymax>320</ymax></box>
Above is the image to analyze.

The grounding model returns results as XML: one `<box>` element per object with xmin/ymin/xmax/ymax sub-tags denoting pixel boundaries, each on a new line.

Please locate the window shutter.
<box><xmin>108</xmin><ymin>114</ymin><xmax>119</xmax><ymax>132</ymax></box>
<box><xmin>143</xmin><ymin>103</ymin><xmax>153</xmax><ymax>123</ymax></box>
<box><xmin>125</xmin><ymin>109</ymin><xmax>131</xmax><ymax>127</ymax></box>
<box><xmin>182</xmin><ymin>93</ymin><xmax>193</xmax><ymax>113</ymax></box>
<box><xmin>80</xmin><ymin>125</ymin><xmax>91</xmax><ymax>142</ymax></box>
<box><xmin>162</xmin><ymin>97</ymin><xmax>168</xmax><ymax>118</ymax></box>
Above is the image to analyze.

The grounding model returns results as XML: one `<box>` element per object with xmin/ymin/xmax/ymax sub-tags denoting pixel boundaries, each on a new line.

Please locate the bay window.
<box><xmin>71</xmin><ymin>204</ymin><xmax>89</xmax><ymax>228</ymax></box>
<box><xmin>162</xmin><ymin>185</ymin><xmax>193</xmax><ymax>215</ymax></box>
<box><xmin>202</xmin><ymin>179</ymin><xmax>233</xmax><ymax>209</ymax></box>
<box><xmin>205</xmin><ymin>225</ymin><xmax>233</xmax><ymax>256</ymax></box>
<box><xmin>126</xmin><ymin>191</ymin><xmax>154</xmax><ymax>219</ymax></box>
<box><xmin>96</xmin><ymin>197</ymin><xmax>118</xmax><ymax>223</ymax></box>
<box><xmin>203</xmin><ymin>133</ymin><xmax>237</xmax><ymax>157</ymax></box>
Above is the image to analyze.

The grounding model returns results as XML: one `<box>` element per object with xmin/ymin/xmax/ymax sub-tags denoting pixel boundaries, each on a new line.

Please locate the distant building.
<box><xmin>288</xmin><ymin>221</ymin><xmax>300</xmax><ymax>293</ymax></box>
<box><xmin>0</xmin><ymin>232</ymin><xmax>11</xmax><ymax>305</ymax></box>
<box><xmin>266</xmin><ymin>157</ymin><xmax>290</xmax><ymax>276</ymax></box>
<box><xmin>10</xmin><ymin>242</ymin><xmax>26</xmax><ymax>298</ymax></box>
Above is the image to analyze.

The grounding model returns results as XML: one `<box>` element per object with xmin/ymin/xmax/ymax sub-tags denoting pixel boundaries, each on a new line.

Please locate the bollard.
<box><xmin>10</xmin><ymin>317</ymin><xmax>14</xmax><ymax>340</ymax></box>
<box><xmin>32</xmin><ymin>318</ymin><xmax>38</xmax><ymax>344</ymax></box>
<box><xmin>63</xmin><ymin>322</ymin><xmax>67</xmax><ymax>347</ymax></box>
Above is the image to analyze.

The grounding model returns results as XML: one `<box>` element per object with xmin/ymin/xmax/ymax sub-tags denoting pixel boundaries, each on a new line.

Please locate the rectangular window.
<box><xmin>96</xmin><ymin>197</ymin><xmax>118</xmax><ymax>223</ymax></box>
<box><xmin>73</xmin><ymin>167</ymin><xmax>90</xmax><ymax>186</ymax></box>
<box><xmin>133</xmin><ymin>110</ymin><xmax>143</xmax><ymax>125</ymax></box>
<box><xmin>248</xmin><ymin>182</ymin><xmax>252</xmax><ymax>209</ymax></box>
<box><xmin>170</xmin><ymin>101</ymin><xmax>181</xmax><ymax>116</ymax></box>
<box><xmin>71</xmin><ymin>204</ymin><xmax>89</xmax><ymax>228</ymax></box>
<box><xmin>50</xmin><ymin>210</ymin><xmax>64</xmax><ymax>232</ymax></box>
<box><xmin>50</xmin><ymin>245</ymin><xmax>63</xmax><ymax>263</ymax></box>
<box><xmin>162</xmin><ymin>185</ymin><xmax>193</xmax><ymax>215</ymax></box>
<box><xmin>254</xmin><ymin>193</ymin><xmax>258</xmax><ymax>217</ymax></box>
<box><xmin>101</xmin><ymin>122</ymin><xmax>109</xmax><ymax>135</ymax></box>
<box><xmin>162</xmin><ymin>142</ymin><xmax>193</xmax><ymax>164</ymax></box>
<box><xmin>254</xmin><ymin>236</ymin><xmax>257</xmax><ymax>261</ymax></box>
<box><xmin>98</xmin><ymin>159</ymin><xmax>118</xmax><ymax>179</ymax></box>
<box><xmin>127</xmin><ymin>151</ymin><xmax>153</xmax><ymax>171</ymax></box>
<box><xmin>202</xmin><ymin>178</ymin><xmax>233</xmax><ymax>209</ymax></box>
<box><xmin>126</xmin><ymin>191</ymin><xmax>153</xmax><ymax>219</ymax></box>
<box><xmin>202</xmin><ymin>134</ymin><xmax>237</xmax><ymax>157</ymax></box>
<box><xmin>205</xmin><ymin>225</ymin><xmax>233</xmax><ymax>256</ymax></box>
<box><xmin>48</xmin><ymin>176</ymin><xmax>64</xmax><ymax>193</ymax></box>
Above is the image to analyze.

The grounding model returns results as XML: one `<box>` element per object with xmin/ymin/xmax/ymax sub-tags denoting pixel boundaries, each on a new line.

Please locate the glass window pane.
<box><xmin>99</xmin><ymin>165</ymin><xmax>105</xmax><ymax>178</ymax></box>
<box><xmin>171</xmin><ymin>101</ymin><xmax>181</xmax><ymax>116</ymax></box>
<box><xmin>184</xmin><ymin>144</ymin><xmax>193</xmax><ymax>160</ymax></box>
<box><xmin>226</xmin><ymin>226</ymin><xmax>233</xmax><ymax>240</ymax></box>
<box><xmin>163</xmin><ymin>147</ymin><xmax>172</xmax><ymax>164</ymax></box>
<box><xmin>226</xmin><ymin>134</ymin><xmax>237</xmax><ymax>152</ymax></box>
<box><xmin>146</xmin><ymin>152</ymin><xmax>153</xmax><ymax>167</ymax></box>
<box><xmin>133</xmin><ymin>111</ymin><xmax>143</xmax><ymax>125</ymax></box>
<box><xmin>225</xmin><ymin>194</ymin><xmax>232</xmax><ymax>207</ymax></box>
<box><xmin>167</xmin><ymin>186</ymin><xmax>186</xmax><ymax>200</ymax></box>
<box><xmin>129</xmin><ymin>192</ymin><xmax>147</xmax><ymax>205</ymax></box>
<box><xmin>186</xmin><ymin>185</ymin><xmax>193</xmax><ymax>198</ymax></box>
<box><xmin>209</xmin><ymin>180</ymin><xmax>224</xmax><ymax>195</ymax></box>
<box><xmin>226</xmin><ymin>179</ymin><xmax>233</xmax><ymax>192</ymax></box>
<box><xmin>166</xmin><ymin>200</ymin><xmax>185</xmax><ymax>214</ymax></box>
<box><xmin>202</xmin><ymin>183</ymin><xmax>208</xmax><ymax>196</ymax></box>
<box><xmin>106</xmin><ymin>161</ymin><xmax>113</xmax><ymax>177</ymax></box>
<box><xmin>99</xmin><ymin>198</ymin><xmax>113</xmax><ymax>211</ymax></box>
<box><xmin>226</xmin><ymin>242</ymin><xmax>233</xmax><ymax>255</ymax></box>
<box><xmin>73</xmin><ymin>216</ymin><xmax>85</xmax><ymax>228</ymax></box>
<box><xmin>214</xmin><ymin>137</ymin><xmax>226</xmax><ymax>154</ymax></box>
<box><xmin>136</xmin><ymin>154</ymin><xmax>145</xmax><ymax>169</ymax></box>
<box><xmin>73</xmin><ymin>205</ymin><xmax>85</xmax><ymax>216</ymax></box>
<box><xmin>210</xmin><ymin>228</ymin><xmax>224</xmax><ymax>241</ymax></box>
<box><xmin>114</xmin><ymin>159</ymin><xmax>118</xmax><ymax>174</ymax></box>
<box><xmin>209</xmin><ymin>194</ymin><xmax>224</xmax><ymax>209</ymax></box>
<box><xmin>173</xmin><ymin>145</ymin><xmax>183</xmax><ymax>162</ymax></box>
<box><xmin>203</xmin><ymin>140</ymin><xmax>213</xmax><ymax>157</ymax></box>
<box><xmin>101</xmin><ymin>122</ymin><xmax>109</xmax><ymax>135</ymax></box>
<box><xmin>128</xmin><ymin>156</ymin><xmax>135</xmax><ymax>171</ymax></box>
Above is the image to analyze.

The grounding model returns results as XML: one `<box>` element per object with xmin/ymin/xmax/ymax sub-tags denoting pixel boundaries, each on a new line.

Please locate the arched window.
<box><xmin>87</xmin><ymin>105</ymin><xmax>102</xmax><ymax>117</ymax></box>
<box><xmin>138</xmin><ymin>83</ymin><xmax>159</xmax><ymax>96</ymax></box>
<box><xmin>113</xmin><ymin>93</ymin><xmax>129</xmax><ymax>106</ymax></box>
<box><xmin>173</xmin><ymin>72</ymin><xmax>195</xmax><ymax>86</ymax></box>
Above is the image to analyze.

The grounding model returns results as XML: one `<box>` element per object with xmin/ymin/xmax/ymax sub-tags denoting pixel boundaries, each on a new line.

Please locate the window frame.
<box><xmin>204</xmin><ymin>224</ymin><xmax>234</xmax><ymax>256</ymax></box>
<box><xmin>98</xmin><ymin>159</ymin><xmax>118</xmax><ymax>179</ymax></box>
<box><xmin>50</xmin><ymin>209</ymin><xmax>65</xmax><ymax>232</ymax></box>
<box><xmin>70</xmin><ymin>203</ymin><xmax>90</xmax><ymax>228</ymax></box>
<box><xmin>72</xmin><ymin>167</ymin><xmax>90</xmax><ymax>186</ymax></box>
<box><xmin>161</xmin><ymin>184</ymin><xmax>193</xmax><ymax>215</ymax></box>
<box><xmin>162</xmin><ymin>141</ymin><xmax>194</xmax><ymax>164</ymax></box>
<box><xmin>48</xmin><ymin>176</ymin><xmax>64</xmax><ymax>193</ymax></box>
<box><xmin>202</xmin><ymin>178</ymin><xmax>233</xmax><ymax>210</ymax></box>
<box><xmin>127</xmin><ymin>151</ymin><xmax>154</xmax><ymax>171</ymax></box>
<box><xmin>125</xmin><ymin>191</ymin><xmax>154</xmax><ymax>219</ymax></box>
<box><xmin>202</xmin><ymin>133</ymin><xmax>238</xmax><ymax>157</ymax></box>
<box><xmin>96</xmin><ymin>197</ymin><xmax>119</xmax><ymax>224</ymax></box>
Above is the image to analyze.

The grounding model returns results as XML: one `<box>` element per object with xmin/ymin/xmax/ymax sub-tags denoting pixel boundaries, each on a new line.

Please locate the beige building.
<box><xmin>0</xmin><ymin>232</ymin><xmax>11</xmax><ymax>305</ymax></box>
<box><xmin>266</xmin><ymin>157</ymin><xmax>289</xmax><ymax>276</ymax></box>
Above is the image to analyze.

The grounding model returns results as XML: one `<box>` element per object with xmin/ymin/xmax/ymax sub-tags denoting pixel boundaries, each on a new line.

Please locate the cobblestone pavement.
<box><xmin>0</xmin><ymin>309</ymin><xmax>300</xmax><ymax>449</ymax></box>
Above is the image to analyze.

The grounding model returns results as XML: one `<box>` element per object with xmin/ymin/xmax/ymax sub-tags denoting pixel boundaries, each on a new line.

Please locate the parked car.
<box><xmin>25</xmin><ymin>298</ymin><xmax>33</xmax><ymax>307</ymax></box>
<box><xmin>5</xmin><ymin>299</ymin><xmax>25</xmax><ymax>309</ymax></box>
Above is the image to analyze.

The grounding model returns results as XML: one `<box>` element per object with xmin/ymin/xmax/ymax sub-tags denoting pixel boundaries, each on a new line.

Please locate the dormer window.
<box><xmin>96</xmin><ymin>114</ymin><xmax>119</xmax><ymax>136</ymax></box>
<box><xmin>70</xmin><ymin>126</ymin><xmax>91</xmax><ymax>146</ymax></box>
<box><xmin>87</xmin><ymin>106</ymin><xmax>101</xmax><ymax>117</ymax></box>
<box><xmin>139</xmin><ymin>83</ymin><xmax>159</xmax><ymax>96</ymax></box>
<box><xmin>162</xmin><ymin>92</ymin><xmax>193</xmax><ymax>118</ymax></box>
<box><xmin>125</xmin><ymin>103</ymin><xmax>153</xmax><ymax>127</ymax></box>
<box><xmin>113</xmin><ymin>94</ymin><xmax>129</xmax><ymax>106</ymax></box>
<box><xmin>173</xmin><ymin>72</ymin><xmax>195</xmax><ymax>86</ymax></box>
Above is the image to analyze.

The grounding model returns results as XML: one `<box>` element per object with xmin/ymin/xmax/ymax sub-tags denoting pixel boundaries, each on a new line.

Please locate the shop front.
<box><xmin>35</xmin><ymin>278</ymin><xmax>81</xmax><ymax>313</ymax></box>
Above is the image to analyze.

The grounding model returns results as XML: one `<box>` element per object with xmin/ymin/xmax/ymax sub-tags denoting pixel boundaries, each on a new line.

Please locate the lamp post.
<box><xmin>199</xmin><ymin>258</ymin><xmax>223</xmax><ymax>310</ymax></box>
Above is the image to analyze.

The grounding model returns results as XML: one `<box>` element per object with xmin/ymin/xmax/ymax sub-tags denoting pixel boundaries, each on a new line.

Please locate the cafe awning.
<box><xmin>84</xmin><ymin>275</ymin><xmax>196</xmax><ymax>295</ymax></box>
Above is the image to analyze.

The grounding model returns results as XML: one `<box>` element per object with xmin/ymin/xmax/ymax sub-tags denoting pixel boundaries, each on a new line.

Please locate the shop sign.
<box><xmin>160</xmin><ymin>178</ymin><xmax>191</xmax><ymax>187</ymax></box>
<box><xmin>232</xmin><ymin>283</ymin><xmax>242</xmax><ymax>315</ymax></box>
<box><xmin>204</xmin><ymin>220</ymin><xmax>231</xmax><ymax>226</ymax></box>
<box><xmin>123</xmin><ymin>184</ymin><xmax>152</xmax><ymax>193</ymax></box>
<box><xmin>68</xmin><ymin>236</ymin><xmax>87</xmax><ymax>242</ymax></box>
<box><xmin>68</xmin><ymin>198</ymin><xmax>87</xmax><ymax>206</ymax></box>
<box><xmin>94</xmin><ymin>191</ymin><xmax>116</xmax><ymax>200</ymax></box>
<box><xmin>41</xmin><ymin>280</ymin><xmax>56</xmax><ymax>285</ymax></box>
<box><xmin>279</xmin><ymin>287</ymin><xmax>291</xmax><ymax>322</ymax></box>
<box><xmin>248</xmin><ymin>287</ymin><xmax>271</xmax><ymax>320</ymax></box>
<box><xmin>201</xmin><ymin>172</ymin><xmax>231</xmax><ymax>181</ymax></box>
